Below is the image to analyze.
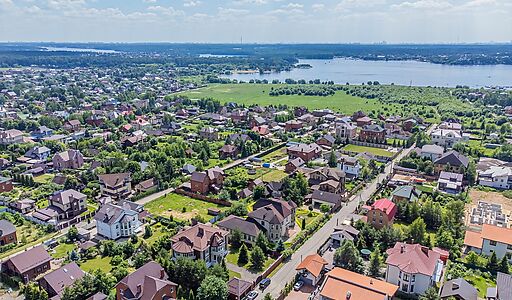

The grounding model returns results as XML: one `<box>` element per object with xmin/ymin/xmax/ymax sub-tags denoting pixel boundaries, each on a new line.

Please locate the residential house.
<box><xmin>2</xmin><ymin>245</ymin><xmax>52</xmax><ymax>282</ymax></box>
<box><xmin>439</xmin><ymin>278</ymin><xmax>477</xmax><ymax>300</ymax></box>
<box><xmin>115</xmin><ymin>261</ymin><xmax>178</xmax><ymax>300</ymax></box>
<box><xmin>217</xmin><ymin>215</ymin><xmax>261</xmax><ymax>245</ymax></box>
<box><xmin>403</xmin><ymin>119</ymin><xmax>418</xmax><ymax>132</ymax></box>
<box><xmin>295</xmin><ymin>254</ymin><xmax>328</xmax><ymax>286</ymax></box>
<box><xmin>437</xmin><ymin>171</ymin><xmax>464</xmax><ymax>194</ymax></box>
<box><xmin>420</xmin><ymin>144</ymin><xmax>444</xmax><ymax>161</ymax></box>
<box><xmin>285</xmin><ymin>157</ymin><xmax>305</xmax><ymax>173</ymax></box>
<box><xmin>252</xmin><ymin>125</ymin><xmax>270</xmax><ymax>136</ymax></box>
<box><xmin>134</xmin><ymin>178</ymin><xmax>156</xmax><ymax>193</ymax></box>
<box><xmin>0</xmin><ymin>176</ymin><xmax>13</xmax><ymax>193</ymax></box>
<box><xmin>316</xmin><ymin>134</ymin><xmax>336</xmax><ymax>148</ymax></box>
<box><xmin>356</xmin><ymin>116</ymin><xmax>373</xmax><ymax>127</ymax></box>
<box><xmin>385</xmin><ymin>242</ymin><xmax>444</xmax><ymax>296</ymax></box>
<box><xmin>227</xmin><ymin>277</ymin><xmax>252</xmax><ymax>300</ymax></box>
<box><xmin>285</xmin><ymin>120</ymin><xmax>303</xmax><ymax>132</ymax></box>
<box><xmin>478</xmin><ymin>165</ymin><xmax>512</xmax><ymax>190</ymax></box>
<box><xmin>359</xmin><ymin>124</ymin><xmax>386</xmax><ymax>143</ymax></box>
<box><xmin>287</xmin><ymin>143</ymin><xmax>322</xmax><ymax>162</ymax></box>
<box><xmin>337</xmin><ymin>155</ymin><xmax>362</xmax><ymax>178</ymax></box>
<box><xmin>330</xmin><ymin>225</ymin><xmax>359</xmax><ymax>248</ymax></box>
<box><xmin>463</xmin><ymin>224</ymin><xmax>512</xmax><ymax>261</ymax></box>
<box><xmin>219</xmin><ymin>144</ymin><xmax>238</xmax><ymax>159</ymax></box>
<box><xmin>0</xmin><ymin>129</ymin><xmax>23</xmax><ymax>145</ymax></box>
<box><xmin>319</xmin><ymin>267</ymin><xmax>398</xmax><ymax>300</ymax></box>
<box><xmin>63</xmin><ymin>119</ymin><xmax>81</xmax><ymax>132</ymax></box>
<box><xmin>390</xmin><ymin>185</ymin><xmax>422</xmax><ymax>203</ymax></box>
<box><xmin>190</xmin><ymin>167</ymin><xmax>224</xmax><ymax>194</ymax></box>
<box><xmin>98</xmin><ymin>173</ymin><xmax>132</xmax><ymax>200</ymax></box>
<box><xmin>0</xmin><ymin>219</ymin><xmax>17</xmax><ymax>246</ymax></box>
<box><xmin>307</xmin><ymin>167</ymin><xmax>345</xmax><ymax>193</ymax></box>
<box><xmin>311</xmin><ymin>190</ymin><xmax>342</xmax><ymax>210</ymax></box>
<box><xmin>8</xmin><ymin>198</ymin><xmax>35</xmax><ymax>214</ymax></box>
<box><xmin>31</xmin><ymin>126</ymin><xmax>53</xmax><ymax>140</ymax></box>
<box><xmin>25</xmin><ymin>146</ymin><xmax>51</xmax><ymax>161</ymax></box>
<box><xmin>53</xmin><ymin>149</ymin><xmax>84</xmax><ymax>170</ymax></box>
<box><xmin>433</xmin><ymin>150</ymin><xmax>469</xmax><ymax>175</ymax></box>
<box><xmin>335</xmin><ymin>121</ymin><xmax>357</xmax><ymax>141</ymax></box>
<box><xmin>170</xmin><ymin>223</ymin><xmax>228</xmax><ymax>267</ymax></box>
<box><xmin>486</xmin><ymin>272</ymin><xmax>512</xmax><ymax>300</ymax></box>
<box><xmin>431</xmin><ymin>128</ymin><xmax>469</xmax><ymax>148</ymax></box>
<box><xmin>39</xmin><ymin>262</ymin><xmax>85</xmax><ymax>300</ymax></box>
<box><xmin>367</xmin><ymin>198</ymin><xmax>397</xmax><ymax>229</ymax></box>
<box><xmin>95</xmin><ymin>202</ymin><xmax>141</xmax><ymax>240</ymax></box>
<box><xmin>49</xmin><ymin>189</ymin><xmax>87</xmax><ymax>220</ymax></box>
<box><xmin>249</xmin><ymin>198</ymin><xmax>296</xmax><ymax>243</ymax></box>
<box><xmin>199</xmin><ymin>127</ymin><xmax>219</xmax><ymax>141</ymax></box>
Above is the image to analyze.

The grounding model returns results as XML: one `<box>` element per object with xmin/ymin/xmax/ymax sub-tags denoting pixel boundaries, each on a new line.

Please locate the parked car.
<box><xmin>246</xmin><ymin>291</ymin><xmax>258</xmax><ymax>300</ymax></box>
<box><xmin>259</xmin><ymin>278</ymin><xmax>271</xmax><ymax>290</ymax></box>
<box><xmin>293</xmin><ymin>280</ymin><xmax>304</xmax><ymax>291</ymax></box>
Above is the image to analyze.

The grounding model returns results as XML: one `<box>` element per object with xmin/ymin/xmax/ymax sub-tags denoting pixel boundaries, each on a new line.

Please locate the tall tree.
<box><xmin>196</xmin><ymin>276</ymin><xmax>228</xmax><ymax>300</ymax></box>
<box><xmin>250</xmin><ymin>246</ymin><xmax>266</xmax><ymax>271</ymax></box>
<box><xmin>367</xmin><ymin>245</ymin><xmax>382</xmax><ymax>277</ymax></box>
<box><xmin>333</xmin><ymin>240</ymin><xmax>364</xmax><ymax>273</ymax></box>
<box><xmin>238</xmin><ymin>244</ymin><xmax>249</xmax><ymax>266</ymax></box>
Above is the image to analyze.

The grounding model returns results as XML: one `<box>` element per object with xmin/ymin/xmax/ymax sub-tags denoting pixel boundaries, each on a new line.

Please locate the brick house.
<box><xmin>49</xmin><ymin>189</ymin><xmax>87</xmax><ymax>220</ymax></box>
<box><xmin>433</xmin><ymin>150</ymin><xmax>469</xmax><ymax>175</ymax></box>
<box><xmin>0</xmin><ymin>220</ymin><xmax>17</xmax><ymax>246</ymax></box>
<box><xmin>116</xmin><ymin>261</ymin><xmax>178</xmax><ymax>300</ymax></box>
<box><xmin>359</xmin><ymin>124</ymin><xmax>386</xmax><ymax>143</ymax></box>
<box><xmin>0</xmin><ymin>176</ymin><xmax>13</xmax><ymax>193</ymax></box>
<box><xmin>367</xmin><ymin>198</ymin><xmax>397</xmax><ymax>229</ymax></box>
<box><xmin>98</xmin><ymin>173</ymin><xmax>132</xmax><ymax>200</ymax></box>
<box><xmin>190</xmin><ymin>167</ymin><xmax>224</xmax><ymax>194</ymax></box>
<box><xmin>199</xmin><ymin>127</ymin><xmax>219</xmax><ymax>141</ymax></box>
<box><xmin>63</xmin><ymin>119</ymin><xmax>82</xmax><ymax>132</ymax></box>
<box><xmin>52</xmin><ymin>149</ymin><xmax>84</xmax><ymax>170</ymax></box>
<box><xmin>287</xmin><ymin>143</ymin><xmax>322</xmax><ymax>162</ymax></box>
<box><xmin>285</xmin><ymin>120</ymin><xmax>303</xmax><ymax>132</ymax></box>
<box><xmin>39</xmin><ymin>262</ymin><xmax>85</xmax><ymax>299</ymax></box>
<box><xmin>219</xmin><ymin>145</ymin><xmax>238</xmax><ymax>159</ymax></box>
<box><xmin>2</xmin><ymin>245</ymin><xmax>52</xmax><ymax>283</ymax></box>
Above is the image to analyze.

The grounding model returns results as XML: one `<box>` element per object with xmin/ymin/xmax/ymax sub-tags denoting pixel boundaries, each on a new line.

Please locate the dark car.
<box><xmin>259</xmin><ymin>278</ymin><xmax>271</xmax><ymax>290</ymax></box>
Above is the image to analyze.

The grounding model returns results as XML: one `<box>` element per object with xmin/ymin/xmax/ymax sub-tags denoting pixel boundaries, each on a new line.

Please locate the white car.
<box><xmin>246</xmin><ymin>291</ymin><xmax>258</xmax><ymax>300</ymax></box>
<box><xmin>294</xmin><ymin>280</ymin><xmax>304</xmax><ymax>291</ymax></box>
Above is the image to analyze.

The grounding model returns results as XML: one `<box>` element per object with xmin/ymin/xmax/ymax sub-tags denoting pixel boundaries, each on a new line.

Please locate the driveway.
<box><xmin>286</xmin><ymin>284</ymin><xmax>315</xmax><ymax>300</ymax></box>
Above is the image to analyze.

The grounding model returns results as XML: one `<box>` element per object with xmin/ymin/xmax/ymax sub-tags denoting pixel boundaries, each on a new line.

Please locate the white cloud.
<box><xmin>184</xmin><ymin>0</ymin><xmax>201</xmax><ymax>7</ymax></box>
<box><xmin>392</xmin><ymin>0</ymin><xmax>453</xmax><ymax>10</ymax></box>
<box><xmin>147</xmin><ymin>5</ymin><xmax>185</xmax><ymax>17</ymax></box>
<box><xmin>142</xmin><ymin>0</ymin><xmax>157</xmax><ymax>3</ymax></box>
<box><xmin>285</xmin><ymin>2</ymin><xmax>303</xmax><ymax>9</ymax></box>
<box><xmin>312</xmin><ymin>3</ymin><xmax>325</xmax><ymax>11</ymax></box>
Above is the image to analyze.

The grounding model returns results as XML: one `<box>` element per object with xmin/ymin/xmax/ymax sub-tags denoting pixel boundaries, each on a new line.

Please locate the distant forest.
<box><xmin>0</xmin><ymin>43</ymin><xmax>511</xmax><ymax>68</ymax></box>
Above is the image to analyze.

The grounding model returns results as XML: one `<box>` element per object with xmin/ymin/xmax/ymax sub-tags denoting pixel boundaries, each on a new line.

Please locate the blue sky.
<box><xmin>0</xmin><ymin>0</ymin><xmax>511</xmax><ymax>43</ymax></box>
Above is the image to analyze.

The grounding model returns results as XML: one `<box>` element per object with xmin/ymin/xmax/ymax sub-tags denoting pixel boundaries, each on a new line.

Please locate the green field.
<box><xmin>342</xmin><ymin>144</ymin><xmax>394</xmax><ymax>158</ymax></box>
<box><xmin>144</xmin><ymin>193</ymin><xmax>228</xmax><ymax>221</ymax></box>
<box><xmin>180</xmin><ymin>84</ymin><xmax>388</xmax><ymax>114</ymax></box>
<box><xmin>80</xmin><ymin>256</ymin><xmax>113</xmax><ymax>273</ymax></box>
<box><xmin>51</xmin><ymin>242</ymin><xmax>76</xmax><ymax>259</ymax></box>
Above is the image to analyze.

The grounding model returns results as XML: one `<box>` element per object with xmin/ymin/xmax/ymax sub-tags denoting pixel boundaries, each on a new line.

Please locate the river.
<box><xmin>223</xmin><ymin>58</ymin><xmax>512</xmax><ymax>88</ymax></box>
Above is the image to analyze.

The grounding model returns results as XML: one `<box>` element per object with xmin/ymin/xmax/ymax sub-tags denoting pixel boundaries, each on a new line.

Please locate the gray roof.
<box><xmin>391</xmin><ymin>185</ymin><xmax>421</xmax><ymax>202</ymax></box>
<box><xmin>248</xmin><ymin>205</ymin><xmax>284</xmax><ymax>224</ymax></box>
<box><xmin>311</xmin><ymin>190</ymin><xmax>342</xmax><ymax>205</ymax></box>
<box><xmin>434</xmin><ymin>150</ymin><xmax>469</xmax><ymax>168</ymax></box>
<box><xmin>421</xmin><ymin>144</ymin><xmax>444</xmax><ymax>155</ymax></box>
<box><xmin>8</xmin><ymin>245</ymin><xmax>51</xmax><ymax>274</ymax></box>
<box><xmin>0</xmin><ymin>219</ymin><xmax>16</xmax><ymax>237</ymax></box>
<box><xmin>217</xmin><ymin>215</ymin><xmax>261</xmax><ymax>237</ymax></box>
<box><xmin>42</xmin><ymin>262</ymin><xmax>85</xmax><ymax>296</ymax></box>
<box><xmin>496</xmin><ymin>272</ymin><xmax>512</xmax><ymax>300</ymax></box>
<box><xmin>440</xmin><ymin>278</ymin><xmax>477</xmax><ymax>300</ymax></box>
<box><xmin>94</xmin><ymin>202</ymin><xmax>137</xmax><ymax>225</ymax></box>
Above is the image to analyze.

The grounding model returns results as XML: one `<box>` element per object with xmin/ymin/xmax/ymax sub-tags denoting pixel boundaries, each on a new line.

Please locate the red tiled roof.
<box><xmin>371</xmin><ymin>198</ymin><xmax>397</xmax><ymax>219</ymax></box>
<box><xmin>385</xmin><ymin>243</ymin><xmax>440</xmax><ymax>276</ymax></box>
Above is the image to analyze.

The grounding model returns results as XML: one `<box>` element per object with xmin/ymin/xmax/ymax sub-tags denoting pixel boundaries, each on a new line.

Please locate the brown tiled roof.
<box><xmin>98</xmin><ymin>172</ymin><xmax>131</xmax><ymax>187</ymax></box>
<box><xmin>8</xmin><ymin>245</ymin><xmax>51</xmax><ymax>274</ymax></box>
<box><xmin>42</xmin><ymin>262</ymin><xmax>85</xmax><ymax>296</ymax></box>
<box><xmin>171</xmin><ymin>223</ymin><xmax>228</xmax><ymax>252</ymax></box>
<box><xmin>296</xmin><ymin>254</ymin><xmax>328</xmax><ymax>277</ymax></box>
<box><xmin>464</xmin><ymin>230</ymin><xmax>483</xmax><ymax>249</ymax></box>
<box><xmin>217</xmin><ymin>215</ymin><xmax>261</xmax><ymax>237</ymax></box>
<box><xmin>481</xmin><ymin>223</ymin><xmax>512</xmax><ymax>245</ymax></box>
<box><xmin>320</xmin><ymin>267</ymin><xmax>398</xmax><ymax>300</ymax></box>
<box><xmin>228</xmin><ymin>278</ymin><xmax>252</xmax><ymax>297</ymax></box>
<box><xmin>117</xmin><ymin>261</ymin><xmax>176</xmax><ymax>299</ymax></box>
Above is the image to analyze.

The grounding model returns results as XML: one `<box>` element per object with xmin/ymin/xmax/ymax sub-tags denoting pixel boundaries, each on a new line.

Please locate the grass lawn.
<box><xmin>143</xmin><ymin>223</ymin><xmax>168</xmax><ymax>245</ymax></box>
<box><xmin>260</xmin><ymin>148</ymin><xmax>287</xmax><ymax>163</ymax></box>
<box><xmin>80</xmin><ymin>256</ymin><xmax>113</xmax><ymax>273</ymax></box>
<box><xmin>51</xmin><ymin>242</ymin><xmax>76</xmax><ymax>259</ymax></box>
<box><xmin>261</xmin><ymin>169</ymin><xmax>288</xmax><ymax>182</ymax></box>
<box><xmin>0</xmin><ymin>220</ymin><xmax>58</xmax><ymax>260</ymax></box>
<box><xmin>144</xmin><ymin>193</ymin><xmax>228</xmax><ymax>221</ymax></box>
<box><xmin>342</xmin><ymin>144</ymin><xmax>394</xmax><ymax>158</ymax></box>
<box><xmin>465</xmin><ymin>274</ymin><xmax>495</xmax><ymax>298</ymax></box>
<box><xmin>296</xmin><ymin>208</ymin><xmax>321</xmax><ymax>227</ymax></box>
<box><xmin>229</xmin><ymin>270</ymin><xmax>241</xmax><ymax>279</ymax></box>
<box><xmin>180</xmin><ymin>84</ymin><xmax>389</xmax><ymax>114</ymax></box>
<box><xmin>81</xmin><ymin>203</ymin><xmax>98</xmax><ymax>216</ymax></box>
<box><xmin>34</xmin><ymin>174</ymin><xmax>55</xmax><ymax>184</ymax></box>
<box><xmin>227</xmin><ymin>248</ymin><xmax>275</xmax><ymax>272</ymax></box>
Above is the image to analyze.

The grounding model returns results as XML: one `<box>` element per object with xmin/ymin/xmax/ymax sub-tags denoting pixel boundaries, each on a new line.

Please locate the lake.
<box><xmin>223</xmin><ymin>58</ymin><xmax>512</xmax><ymax>88</ymax></box>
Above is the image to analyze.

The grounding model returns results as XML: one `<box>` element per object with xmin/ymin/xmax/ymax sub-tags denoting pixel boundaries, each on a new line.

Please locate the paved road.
<box><xmin>255</xmin><ymin>126</ymin><xmax>434</xmax><ymax>300</ymax></box>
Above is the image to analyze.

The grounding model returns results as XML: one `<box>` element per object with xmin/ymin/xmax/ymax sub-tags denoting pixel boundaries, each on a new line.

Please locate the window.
<box><xmin>507</xmin><ymin>244</ymin><xmax>512</xmax><ymax>250</ymax></box>
<box><xmin>402</xmin><ymin>283</ymin><xmax>409</xmax><ymax>292</ymax></box>
<box><xmin>403</xmin><ymin>274</ymin><xmax>409</xmax><ymax>281</ymax></box>
<box><xmin>490</xmin><ymin>240</ymin><xmax>497</xmax><ymax>246</ymax></box>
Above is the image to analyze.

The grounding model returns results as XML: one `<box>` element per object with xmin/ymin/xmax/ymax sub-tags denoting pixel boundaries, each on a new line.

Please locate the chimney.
<box><xmin>421</xmin><ymin>246</ymin><xmax>429</xmax><ymax>256</ymax></box>
<box><xmin>452</xmin><ymin>281</ymin><xmax>459</xmax><ymax>290</ymax></box>
<box><xmin>198</xmin><ymin>227</ymin><xmax>204</xmax><ymax>237</ymax></box>
<box><xmin>160</xmin><ymin>268</ymin><xmax>165</xmax><ymax>279</ymax></box>
<box><xmin>346</xmin><ymin>291</ymin><xmax>352</xmax><ymax>300</ymax></box>
<box><xmin>136</xmin><ymin>284</ymin><xmax>142</xmax><ymax>295</ymax></box>
<box><xmin>400</xmin><ymin>244</ymin><xmax>405</xmax><ymax>254</ymax></box>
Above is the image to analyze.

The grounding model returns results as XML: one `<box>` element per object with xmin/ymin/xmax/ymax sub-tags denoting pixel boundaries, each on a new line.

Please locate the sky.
<box><xmin>0</xmin><ymin>0</ymin><xmax>511</xmax><ymax>43</ymax></box>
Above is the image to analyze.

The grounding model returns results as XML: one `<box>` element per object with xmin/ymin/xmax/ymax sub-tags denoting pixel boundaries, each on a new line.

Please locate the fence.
<box><xmin>174</xmin><ymin>188</ymin><xmax>232</xmax><ymax>207</ymax></box>
<box><xmin>349</xmin><ymin>140</ymin><xmax>396</xmax><ymax>149</ymax></box>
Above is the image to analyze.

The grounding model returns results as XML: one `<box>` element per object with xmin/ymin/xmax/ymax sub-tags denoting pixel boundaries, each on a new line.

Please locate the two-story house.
<box><xmin>98</xmin><ymin>173</ymin><xmax>132</xmax><ymax>200</ymax></box>
<box><xmin>24</xmin><ymin>146</ymin><xmax>51</xmax><ymax>161</ymax></box>
<box><xmin>430</xmin><ymin>128</ymin><xmax>469</xmax><ymax>148</ymax></box>
<box><xmin>247</xmin><ymin>198</ymin><xmax>296</xmax><ymax>243</ymax></box>
<box><xmin>420</xmin><ymin>144</ymin><xmax>444</xmax><ymax>161</ymax></box>
<box><xmin>478</xmin><ymin>165</ymin><xmax>512</xmax><ymax>190</ymax></box>
<box><xmin>39</xmin><ymin>262</ymin><xmax>85</xmax><ymax>299</ymax></box>
<box><xmin>335</xmin><ymin>120</ymin><xmax>357</xmax><ymax>141</ymax></box>
<box><xmin>170</xmin><ymin>223</ymin><xmax>228</xmax><ymax>267</ymax></box>
<box><xmin>0</xmin><ymin>129</ymin><xmax>23</xmax><ymax>145</ymax></box>
<box><xmin>116</xmin><ymin>261</ymin><xmax>178</xmax><ymax>300</ymax></box>
<box><xmin>63</xmin><ymin>119</ymin><xmax>82</xmax><ymax>132</ymax></box>
<box><xmin>337</xmin><ymin>155</ymin><xmax>362</xmax><ymax>178</ymax></box>
<box><xmin>366</xmin><ymin>198</ymin><xmax>397</xmax><ymax>229</ymax></box>
<box><xmin>463</xmin><ymin>224</ymin><xmax>512</xmax><ymax>261</ymax></box>
<box><xmin>0</xmin><ymin>219</ymin><xmax>17</xmax><ymax>246</ymax></box>
<box><xmin>49</xmin><ymin>189</ymin><xmax>87</xmax><ymax>220</ymax></box>
<box><xmin>53</xmin><ymin>149</ymin><xmax>84</xmax><ymax>170</ymax></box>
<box><xmin>95</xmin><ymin>202</ymin><xmax>141</xmax><ymax>240</ymax></box>
<box><xmin>385</xmin><ymin>243</ymin><xmax>444</xmax><ymax>296</ymax></box>
<box><xmin>199</xmin><ymin>127</ymin><xmax>219</xmax><ymax>141</ymax></box>
<box><xmin>2</xmin><ymin>245</ymin><xmax>52</xmax><ymax>283</ymax></box>
<box><xmin>287</xmin><ymin>143</ymin><xmax>322</xmax><ymax>162</ymax></box>
<box><xmin>190</xmin><ymin>167</ymin><xmax>224</xmax><ymax>194</ymax></box>
<box><xmin>359</xmin><ymin>124</ymin><xmax>386</xmax><ymax>143</ymax></box>
<box><xmin>217</xmin><ymin>215</ymin><xmax>262</xmax><ymax>246</ymax></box>
<box><xmin>433</xmin><ymin>150</ymin><xmax>469</xmax><ymax>175</ymax></box>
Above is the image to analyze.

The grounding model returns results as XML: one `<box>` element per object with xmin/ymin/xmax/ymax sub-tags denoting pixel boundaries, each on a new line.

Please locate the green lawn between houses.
<box><xmin>51</xmin><ymin>242</ymin><xmax>76</xmax><ymax>259</ymax></box>
<box><xmin>226</xmin><ymin>248</ymin><xmax>275</xmax><ymax>272</ymax></box>
<box><xmin>180</xmin><ymin>84</ymin><xmax>390</xmax><ymax>114</ymax></box>
<box><xmin>144</xmin><ymin>193</ymin><xmax>228</xmax><ymax>221</ymax></box>
<box><xmin>79</xmin><ymin>256</ymin><xmax>113</xmax><ymax>273</ymax></box>
<box><xmin>342</xmin><ymin>144</ymin><xmax>394</xmax><ymax>158</ymax></box>
<box><xmin>465</xmin><ymin>274</ymin><xmax>496</xmax><ymax>298</ymax></box>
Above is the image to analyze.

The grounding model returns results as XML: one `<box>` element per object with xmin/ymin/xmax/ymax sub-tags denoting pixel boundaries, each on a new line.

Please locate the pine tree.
<box><xmin>328</xmin><ymin>151</ymin><xmax>337</xmax><ymax>167</ymax></box>
<box><xmin>499</xmin><ymin>255</ymin><xmax>510</xmax><ymax>274</ymax></box>
<box><xmin>237</xmin><ymin>244</ymin><xmax>249</xmax><ymax>266</ymax></box>
<box><xmin>488</xmin><ymin>252</ymin><xmax>499</xmax><ymax>271</ymax></box>
<box><xmin>301</xmin><ymin>218</ymin><xmax>306</xmax><ymax>230</ymax></box>
<box><xmin>367</xmin><ymin>246</ymin><xmax>382</xmax><ymax>277</ymax></box>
